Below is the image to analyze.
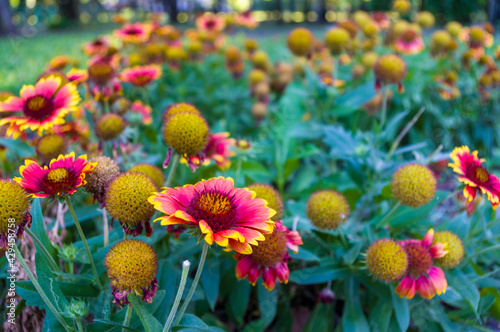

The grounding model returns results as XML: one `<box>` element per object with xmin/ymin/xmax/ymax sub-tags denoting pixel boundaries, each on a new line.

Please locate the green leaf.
<box><xmin>289</xmin><ymin>263</ymin><xmax>351</xmax><ymax>285</ymax></box>
<box><xmin>128</xmin><ymin>293</ymin><xmax>163</xmax><ymax>332</ymax></box>
<box><xmin>228</xmin><ymin>281</ymin><xmax>251</xmax><ymax>325</ymax></box>
<box><xmin>303</xmin><ymin>303</ymin><xmax>334</xmax><ymax>332</ymax></box>
<box><xmin>31</xmin><ymin>198</ymin><xmax>58</xmax><ymax>260</ymax></box>
<box><xmin>172</xmin><ymin>314</ymin><xmax>225</xmax><ymax>332</ymax></box>
<box><xmin>391</xmin><ymin>287</ymin><xmax>410</xmax><ymax>331</ymax></box>
<box><xmin>201</xmin><ymin>256</ymin><xmax>220</xmax><ymax>311</ymax></box>
<box><xmin>381</xmin><ymin>184</ymin><xmax>393</xmax><ymax>200</ymax></box>
<box><xmin>447</xmin><ymin>269</ymin><xmax>480</xmax><ymax>312</ymax></box>
<box><xmin>257</xmin><ymin>283</ymin><xmax>277</xmax><ymax>326</ymax></box>
<box><xmin>0</xmin><ymin>137</ymin><xmax>34</xmax><ymax>157</ymax></box>
<box><xmin>368</xmin><ymin>298</ymin><xmax>392</xmax><ymax>332</ymax></box>
<box><xmin>342</xmin><ymin>278</ymin><xmax>370</xmax><ymax>332</ymax></box>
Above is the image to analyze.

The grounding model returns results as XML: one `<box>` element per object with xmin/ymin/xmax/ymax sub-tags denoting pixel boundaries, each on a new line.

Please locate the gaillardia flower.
<box><xmin>373</xmin><ymin>54</ymin><xmax>407</xmax><ymax>93</ymax></box>
<box><xmin>130</xmin><ymin>100</ymin><xmax>152</xmax><ymax>125</ymax></box>
<box><xmin>163</xmin><ymin>111</ymin><xmax>209</xmax><ymax>171</ymax></box>
<box><xmin>104</xmin><ymin>239</ymin><xmax>158</xmax><ymax>307</ymax></box>
<box><xmin>149</xmin><ymin>177</ymin><xmax>276</xmax><ymax>254</ymax></box>
<box><xmin>15</xmin><ymin>152</ymin><xmax>96</xmax><ymax>198</ymax></box>
<box><xmin>120</xmin><ymin>65</ymin><xmax>161</xmax><ymax>87</ymax></box>
<box><xmin>287</xmin><ymin>28</ymin><xmax>314</xmax><ymax>57</ymax></box>
<box><xmin>114</xmin><ymin>23</ymin><xmax>151</xmax><ymax>44</ymax></box>
<box><xmin>162</xmin><ymin>102</ymin><xmax>201</xmax><ymax>123</ymax></box>
<box><xmin>306</xmin><ymin>190</ymin><xmax>350</xmax><ymax>230</ymax></box>
<box><xmin>106</xmin><ymin>172</ymin><xmax>157</xmax><ymax>237</ymax></box>
<box><xmin>0</xmin><ymin>76</ymin><xmax>80</xmax><ymax>138</ymax></box>
<box><xmin>395</xmin><ymin>229</ymin><xmax>448</xmax><ymax>299</ymax></box>
<box><xmin>183</xmin><ymin>132</ymin><xmax>236</xmax><ymax>171</ymax></box>
<box><xmin>83</xmin><ymin>37</ymin><xmax>110</xmax><ymax>56</ymax></box>
<box><xmin>196</xmin><ymin>13</ymin><xmax>225</xmax><ymax>33</ymax></box>
<box><xmin>394</xmin><ymin>28</ymin><xmax>425</xmax><ymax>55</ymax></box>
<box><xmin>35</xmin><ymin>134</ymin><xmax>68</xmax><ymax>164</ymax></box>
<box><xmin>0</xmin><ymin>179</ymin><xmax>32</xmax><ymax>250</ymax></box>
<box><xmin>391</xmin><ymin>164</ymin><xmax>437</xmax><ymax>208</ymax></box>
<box><xmin>416</xmin><ymin>11</ymin><xmax>435</xmax><ymax>29</ymax></box>
<box><xmin>84</xmin><ymin>156</ymin><xmax>120</xmax><ymax>206</ymax></box>
<box><xmin>95</xmin><ymin>114</ymin><xmax>127</xmax><ymax>141</ymax></box>
<box><xmin>247</xmin><ymin>183</ymin><xmax>283</xmax><ymax>221</ymax></box>
<box><xmin>449</xmin><ymin>146</ymin><xmax>500</xmax><ymax>209</ymax></box>
<box><xmin>324</xmin><ymin>27</ymin><xmax>351</xmax><ymax>55</ymax></box>
<box><xmin>129</xmin><ymin>164</ymin><xmax>165</xmax><ymax>189</ymax></box>
<box><xmin>432</xmin><ymin>231</ymin><xmax>464</xmax><ymax>269</ymax></box>
<box><xmin>235</xmin><ymin>221</ymin><xmax>302</xmax><ymax>290</ymax></box>
<box><xmin>366</xmin><ymin>239</ymin><xmax>408</xmax><ymax>283</ymax></box>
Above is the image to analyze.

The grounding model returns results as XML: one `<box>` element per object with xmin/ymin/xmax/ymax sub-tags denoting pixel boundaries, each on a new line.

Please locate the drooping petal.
<box><xmin>428</xmin><ymin>267</ymin><xmax>447</xmax><ymax>295</ymax></box>
<box><xmin>429</xmin><ymin>242</ymin><xmax>449</xmax><ymax>258</ymax></box>
<box><xmin>416</xmin><ymin>275</ymin><xmax>436</xmax><ymax>299</ymax></box>
<box><xmin>235</xmin><ymin>256</ymin><xmax>254</xmax><ymax>279</ymax></box>
<box><xmin>395</xmin><ymin>276</ymin><xmax>417</xmax><ymax>299</ymax></box>
<box><xmin>262</xmin><ymin>267</ymin><xmax>277</xmax><ymax>291</ymax></box>
<box><xmin>421</xmin><ymin>228</ymin><xmax>435</xmax><ymax>248</ymax></box>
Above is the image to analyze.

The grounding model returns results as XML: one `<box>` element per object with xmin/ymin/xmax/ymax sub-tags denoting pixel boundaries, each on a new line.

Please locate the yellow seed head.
<box><xmin>306</xmin><ymin>190</ymin><xmax>350</xmax><ymax>230</ymax></box>
<box><xmin>251</xmin><ymin>102</ymin><xmax>268</xmax><ymax>120</ymax></box>
<box><xmin>85</xmin><ymin>156</ymin><xmax>120</xmax><ymax>204</ymax></box>
<box><xmin>95</xmin><ymin>114</ymin><xmax>127</xmax><ymax>141</ymax></box>
<box><xmin>361</xmin><ymin>52</ymin><xmax>379</xmax><ymax>69</ymax></box>
<box><xmin>287</xmin><ymin>28</ymin><xmax>314</xmax><ymax>57</ymax></box>
<box><xmin>163</xmin><ymin>112</ymin><xmax>209</xmax><ymax>156</ymax></box>
<box><xmin>432</xmin><ymin>231</ymin><xmax>464</xmax><ymax>269</ymax></box>
<box><xmin>366</xmin><ymin>239</ymin><xmax>408</xmax><ymax>282</ymax></box>
<box><xmin>248</xmin><ymin>69</ymin><xmax>267</xmax><ymax>86</ymax></box>
<box><xmin>225</xmin><ymin>46</ymin><xmax>241</xmax><ymax>63</ymax></box>
<box><xmin>416</xmin><ymin>11</ymin><xmax>435</xmax><ymax>29</ymax></box>
<box><xmin>391</xmin><ymin>164</ymin><xmax>437</xmax><ymax>208</ymax></box>
<box><xmin>245</xmin><ymin>39</ymin><xmax>259</xmax><ymax>52</ymax></box>
<box><xmin>129</xmin><ymin>164</ymin><xmax>165</xmax><ymax>189</ymax></box>
<box><xmin>392</xmin><ymin>0</ymin><xmax>411</xmax><ymax>14</ymax></box>
<box><xmin>163</xmin><ymin>103</ymin><xmax>201</xmax><ymax>123</ymax></box>
<box><xmin>247</xmin><ymin>183</ymin><xmax>284</xmax><ymax>221</ymax></box>
<box><xmin>446</xmin><ymin>21</ymin><xmax>463</xmax><ymax>38</ymax></box>
<box><xmin>373</xmin><ymin>54</ymin><xmax>407</xmax><ymax>84</ymax></box>
<box><xmin>469</xmin><ymin>27</ymin><xmax>485</xmax><ymax>45</ymax></box>
<box><xmin>324</xmin><ymin>27</ymin><xmax>351</xmax><ymax>55</ymax></box>
<box><xmin>252</xmin><ymin>50</ymin><xmax>270</xmax><ymax>69</ymax></box>
<box><xmin>0</xmin><ymin>179</ymin><xmax>30</xmax><ymax>235</ymax></box>
<box><xmin>431</xmin><ymin>30</ymin><xmax>452</xmax><ymax>50</ymax></box>
<box><xmin>36</xmin><ymin>134</ymin><xmax>68</xmax><ymax>163</ymax></box>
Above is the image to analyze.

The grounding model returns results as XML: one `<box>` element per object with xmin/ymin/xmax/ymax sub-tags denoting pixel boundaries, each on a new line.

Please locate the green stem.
<box><xmin>464</xmin><ymin>243</ymin><xmax>500</xmax><ymax>263</ymax></box>
<box><xmin>122</xmin><ymin>305</ymin><xmax>132</xmax><ymax>332</ymax></box>
<box><xmin>13</xmin><ymin>244</ymin><xmax>72</xmax><ymax>332</ymax></box>
<box><xmin>165</xmin><ymin>153</ymin><xmax>180</xmax><ymax>188</ymax></box>
<box><xmin>376</xmin><ymin>202</ymin><xmax>401</xmax><ymax>228</ymax></box>
<box><xmin>379</xmin><ymin>84</ymin><xmax>389</xmax><ymax>131</ymax></box>
<box><xmin>163</xmin><ymin>261</ymin><xmax>191</xmax><ymax>332</ymax></box>
<box><xmin>234</xmin><ymin>155</ymin><xmax>243</xmax><ymax>187</ymax></box>
<box><xmin>76</xmin><ymin>320</ymin><xmax>84</xmax><ymax>332</ymax></box>
<box><xmin>173</xmin><ymin>242</ymin><xmax>209</xmax><ymax>326</ymax></box>
<box><xmin>104</xmin><ymin>100</ymin><xmax>110</xmax><ymax>114</ymax></box>
<box><xmin>102</xmin><ymin>208</ymin><xmax>109</xmax><ymax>247</ymax></box>
<box><xmin>65</xmin><ymin>197</ymin><xmax>103</xmax><ymax>290</ymax></box>
<box><xmin>385</xmin><ymin>107</ymin><xmax>426</xmax><ymax>161</ymax></box>
<box><xmin>24</xmin><ymin>228</ymin><xmax>60</xmax><ymax>273</ymax></box>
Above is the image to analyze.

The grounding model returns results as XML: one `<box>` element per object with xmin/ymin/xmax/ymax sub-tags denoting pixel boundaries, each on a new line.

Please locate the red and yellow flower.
<box><xmin>66</xmin><ymin>68</ymin><xmax>88</xmax><ymax>85</ymax></box>
<box><xmin>182</xmin><ymin>132</ymin><xmax>236</xmax><ymax>171</ymax></box>
<box><xmin>0</xmin><ymin>76</ymin><xmax>80</xmax><ymax>138</ymax></box>
<box><xmin>14</xmin><ymin>152</ymin><xmax>96</xmax><ymax>198</ymax></box>
<box><xmin>235</xmin><ymin>221</ymin><xmax>302</xmax><ymax>290</ymax></box>
<box><xmin>235</xmin><ymin>11</ymin><xmax>258</xmax><ymax>29</ymax></box>
<box><xmin>449</xmin><ymin>146</ymin><xmax>500</xmax><ymax>209</ymax></box>
<box><xmin>114</xmin><ymin>23</ymin><xmax>151</xmax><ymax>44</ymax></box>
<box><xmin>395</xmin><ymin>229</ymin><xmax>448</xmax><ymax>299</ymax></box>
<box><xmin>83</xmin><ymin>37</ymin><xmax>111</xmax><ymax>56</ymax></box>
<box><xmin>393</xmin><ymin>28</ymin><xmax>425</xmax><ymax>55</ymax></box>
<box><xmin>131</xmin><ymin>100</ymin><xmax>153</xmax><ymax>125</ymax></box>
<box><xmin>149</xmin><ymin>177</ymin><xmax>276</xmax><ymax>254</ymax></box>
<box><xmin>196</xmin><ymin>13</ymin><xmax>226</xmax><ymax>33</ymax></box>
<box><xmin>120</xmin><ymin>65</ymin><xmax>162</xmax><ymax>87</ymax></box>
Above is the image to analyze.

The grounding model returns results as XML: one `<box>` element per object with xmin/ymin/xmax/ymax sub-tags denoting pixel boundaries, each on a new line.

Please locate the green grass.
<box><xmin>0</xmin><ymin>28</ymin><xmax>112</xmax><ymax>92</ymax></box>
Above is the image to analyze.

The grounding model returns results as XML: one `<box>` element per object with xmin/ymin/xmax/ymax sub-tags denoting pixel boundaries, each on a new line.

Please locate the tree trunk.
<box><xmin>165</xmin><ymin>0</ymin><xmax>178</xmax><ymax>23</ymax></box>
<box><xmin>0</xmin><ymin>0</ymin><xmax>15</xmax><ymax>35</ymax></box>
<box><xmin>58</xmin><ymin>0</ymin><xmax>79</xmax><ymax>22</ymax></box>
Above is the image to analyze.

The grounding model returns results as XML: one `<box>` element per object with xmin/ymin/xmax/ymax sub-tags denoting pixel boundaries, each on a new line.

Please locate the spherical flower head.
<box><xmin>324</xmin><ymin>27</ymin><xmax>350</xmax><ymax>55</ymax></box>
<box><xmin>0</xmin><ymin>179</ymin><xmax>32</xmax><ymax>250</ymax></box>
<box><xmin>251</xmin><ymin>102</ymin><xmax>268</xmax><ymax>121</ymax></box>
<box><xmin>362</xmin><ymin>20</ymin><xmax>379</xmax><ymax>38</ymax></box>
<box><xmin>149</xmin><ymin>177</ymin><xmax>276</xmax><ymax>254</ymax></box>
<box><xmin>84</xmin><ymin>156</ymin><xmax>120</xmax><ymax>205</ymax></box>
<box><xmin>162</xmin><ymin>102</ymin><xmax>201</xmax><ymax>123</ymax></box>
<box><xmin>120</xmin><ymin>65</ymin><xmax>161</xmax><ymax>87</ymax></box>
<box><xmin>361</xmin><ymin>52</ymin><xmax>378</xmax><ymax>69</ymax></box>
<box><xmin>318</xmin><ymin>288</ymin><xmax>336</xmax><ymax>304</ymax></box>
<box><xmin>88</xmin><ymin>61</ymin><xmax>114</xmax><ymax>86</ymax></box>
<box><xmin>129</xmin><ymin>164</ymin><xmax>165</xmax><ymax>189</ymax></box>
<box><xmin>432</xmin><ymin>231</ymin><xmax>464</xmax><ymax>269</ymax></box>
<box><xmin>337</xmin><ymin>20</ymin><xmax>358</xmax><ymax>38</ymax></box>
<box><xmin>391</xmin><ymin>164</ymin><xmax>437</xmax><ymax>208</ymax></box>
<box><xmin>396</xmin><ymin>229</ymin><xmax>449</xmax><ymax>299</ymax></box>
<box><xmin>287</xmin><ymin>28</ymin><xmax>314</xmax><ymax>57</ymax></box>
<box><xmin>431</xmin><ymin>30</ymin><xmax>452</xmax><ymax>50</ymax></box>
<box><xmin>36</xmin><ymin>134</ymin><xmax>68</xmax><ymax>163</ymax></box>
<box><xmin>247</xmin><ymin>183</ymin><xmax>284</xmax><ymax>221</ymax></box>
<box><xmin>248</xmin><ymin>69</ymin><xmax>267</xmax><ymax>87</ymax></box>
<box><xmin>446</xmin><ymin>21</ymin><xmax>463</xmax><ymax>38</ymax></box>
<box><xmin>469</xmin><ymin>27</ymin><xmax>485</xmax><ymax>47</ymax></box>
<box><xmin>106</xmin><ymin>172</ymin><xmax>157</xmax><ymax>237</ymax></box>
<box><xmin>225</xmin><ymin>46</ymin><xmax>241</xmax><ymax>63</ymax></box>
<box><xmin>392</xmin><ymin>20</ymin><xmax>410</xmax><ymax>39</ymax></box>
<box><xmin>187</xmin><ymin>40</ymin><xmax>203</xmax><ymax>55</ymax></box>
<box><xmin>0</xmin><ymin>76</ymin><xmax>80</xmax><ymax>139</ymax></box>
<box><xmin>306</xmin><ymin>190</ymin><xmax>350</xmax><ymax>230</ymax></box>
<box><xmin>373</xmin><ymin>54</ymin><xmax>407</xmax><ymax>93</ymax></box>
<box><xmin>234</xmin><ymin>221</ymin><xmax>302</xmax><ymax>290</ymax></box>
<box><xmin>105</xmin><ymin>239</ymin><xmax>158</xmax><ymax>307</ymax></box>
<box><xmin>245</xmin><ymin>39</ymin><xmax>258</xmax><ymax>52</ymax></box>
<box><xmin>252</xmin><ymin>51</ymin><xmax>270</xmax><ymax>70</ymax></box>
<box><xmin>448</xmin><ymin>146</ymin><xmax>500</xmax><ymax>209</ymax></box>
<box><xmin>392</xmin><ymin>0</ymin><xmax>411</xmax><ymax>14</ymax></box>
<box><xmin>111</xmin><ymin>97</ymin><xmax>131</xmax><ymax>115</ymax></box>
<box><xmin>95</xmin><ymin>113</ymin><xmax>127</xmax><ymax>141</ymax></box>
<box><xmin>163</xmin><ymin>112</ymin><xmax>209</xmax><ymax>156</ymax></box>
<box><xmin>366</xmin><ymin>239</ymin><xmax>408</xmax><ymax>283</ymax></box>
<box><xmin>15</xmin><ymin>152</ymin><xmax>95</xmax><ymax>199</ymax></box>
<box><xmin>416</xmin><ymin>11</ymin><xmax>435</xmax><ymax>29</ymax></box>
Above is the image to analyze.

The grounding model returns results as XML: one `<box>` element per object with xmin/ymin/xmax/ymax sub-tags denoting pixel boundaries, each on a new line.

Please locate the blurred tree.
<box><xmin>0</xmin><ymin>0</ymin><xmax>15</xmax><ymax>35</ymax></box>
<box><xmin>58</xmin><ymin>0</ymin><xmax>80</xmax><ymax>22</ymax></box>
<box><xmin>165</xmin><ymin>0</ymin><xmax>178</xmax><ymax>22</ymax></box>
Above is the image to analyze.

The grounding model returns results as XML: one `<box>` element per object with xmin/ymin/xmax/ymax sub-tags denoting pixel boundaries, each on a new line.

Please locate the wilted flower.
<box><xmin>105</xmin><ymin>239</ymin><xmax>158</xmax><ymax>307</ymax></box>
<box><xmin>15</xmin><ymin>152</ymin><xmax>95</xmax><ymax>199</ymax></box>
<box><xmin>395</xmin><ymin>229</ymin><xmax>448</xmax><ymax>299</ymax></box>
<box><xmin>306</xmin><ymin>190</ymin><xmax>350</xmax><ymax>230</ymax></box>
<box><xmin>84</xmin><ymin>156</ymin><xmax>120</xmax><ymax>206</ymax></box>
<box><xmin>0</xmin><ymin>179</ymin><xmax>32</xmax><ymax>250</ymax></box>
<box><xmin>0</xmin><ymin>76</ymin><xmax>80</xmax><ymax>138</ymax></box>
<box><xmin>449</xmin><ymin>146</ymin><xmax>500</xmax><ymax>209</ymax></box>
<box><xmin>235</xmin><ymin>221</ymin><xmax>302</xmax><ymax>290</ymax></box>
<box><xmin>149</xmin><ymin>177</ymin><xmax>276</xmax><ymax>254</ymax></box>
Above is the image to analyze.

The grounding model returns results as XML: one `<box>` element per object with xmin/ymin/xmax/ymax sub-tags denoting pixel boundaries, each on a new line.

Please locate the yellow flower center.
<box><xmin>474</xmin><ymin>167</ymin><xmax>489</xmax><ymax>183</ymax></box>
<box><xmin>188</xmin><ymin>190</ymin><xmax>236</xmax><ymax>232</ymax></box>
<box><xmin>47</xmin><ymin>168</ymin><xmax>69</xmax><ymax>183</ymax></box>
<box><xmin>28</xmin><ymin>96</ymin><xmax>49</xmax><ymax>111</ymax></box>
<box><xmin>24</xmin><ymin>95</ymin><xmax>54</xmax><ymax>120</ymax></box>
